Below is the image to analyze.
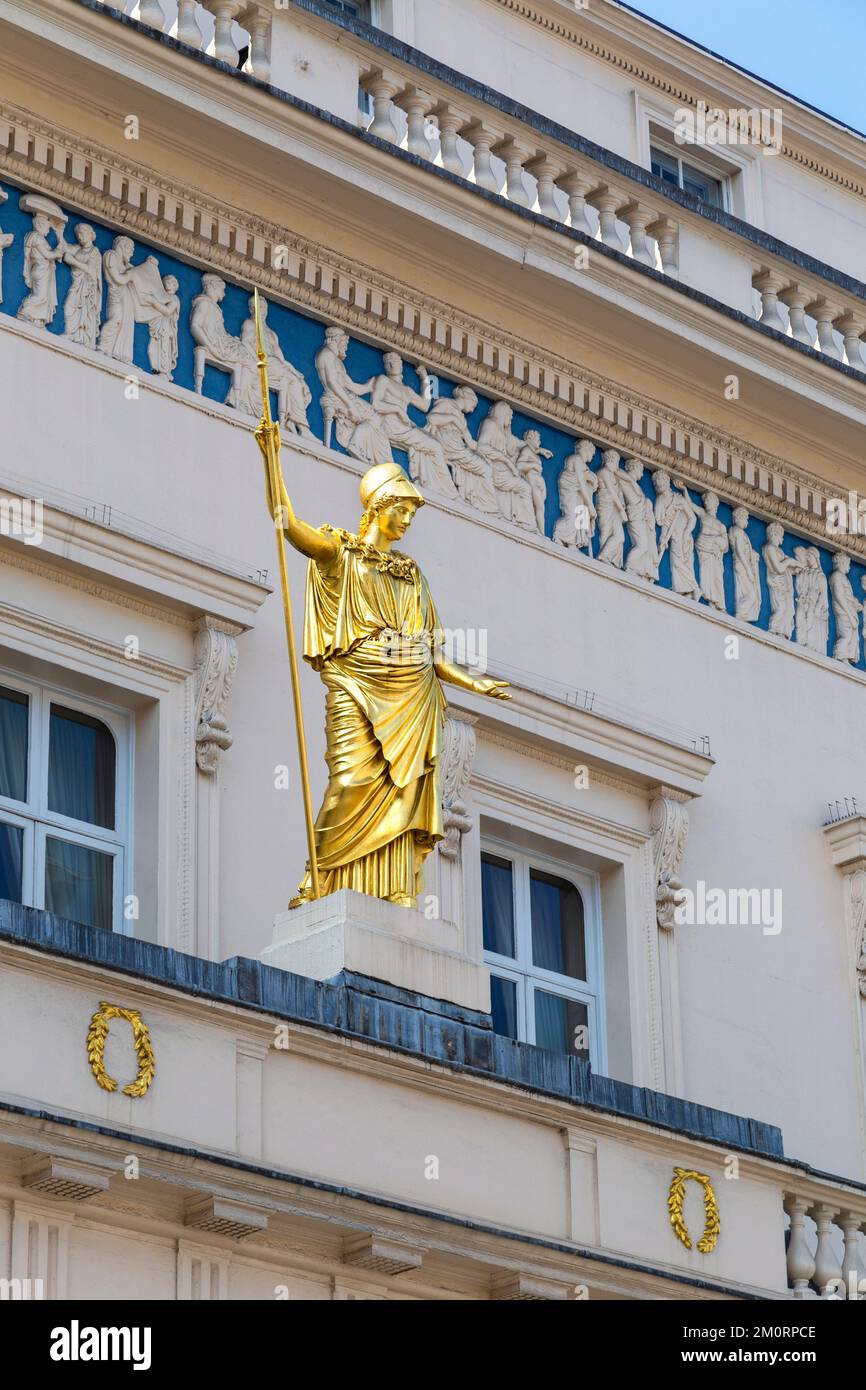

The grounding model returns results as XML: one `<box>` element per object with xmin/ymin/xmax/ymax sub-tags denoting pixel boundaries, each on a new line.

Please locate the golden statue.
<box><xmin>252</xmin><ymin>295</ymin><xmax>509</xmax><ymax>909</ymax></box>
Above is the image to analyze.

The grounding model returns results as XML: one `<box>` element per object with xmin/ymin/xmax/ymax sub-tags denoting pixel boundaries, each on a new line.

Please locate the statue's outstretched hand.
<box><xmin>474</xmin><ymin>677</ymin><xmax>511</xmax><ymax>700</ymax></box>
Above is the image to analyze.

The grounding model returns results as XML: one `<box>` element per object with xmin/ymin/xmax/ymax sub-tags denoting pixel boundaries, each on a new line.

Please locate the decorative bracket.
<box><xmin>193</xmin><ymin>617</ymin><xmax>240</xmax><ymax>775</ymax></box>
<box><xmin>439</xmin><ymin>710</ymin><xmax>477</xmax><ymax>861</ymax></box>
<box><xmin>649</xmin><ymin>785</ymin><xmax>691</xmax><ymax>930</ymax></box>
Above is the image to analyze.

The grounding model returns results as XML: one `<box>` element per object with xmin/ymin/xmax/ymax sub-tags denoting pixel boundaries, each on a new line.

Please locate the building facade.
<box><xmin>0</xmin><ymin>0</ymin><xmax>865</xmax><ymax>1301</ymax></box>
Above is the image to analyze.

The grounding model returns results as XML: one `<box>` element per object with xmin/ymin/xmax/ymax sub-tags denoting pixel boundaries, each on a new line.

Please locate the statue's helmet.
<box><xmin>359</xmin><ymin>461</ymin><xmax>424</xmax><ymax>511</ymax></box>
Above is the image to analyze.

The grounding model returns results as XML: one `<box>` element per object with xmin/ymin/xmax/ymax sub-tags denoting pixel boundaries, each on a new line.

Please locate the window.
<box><xmin>651</xmin><ymin>142</ymin><xmax>725</xmax><ymax>210</ymax></box>
<box><xmin>481</xmin><ymin>846</ymin><xmax>605</xmax><ymax>1067</ymax></box>
<box><xmin>0</xmin><ymin>675</ymin><xmax>130</xmax><ymax>932</ymax></box>
<box><xmin>324</xmin><ymin>0</ymin><xmax>373</xmax><ymax>20</ymax></box>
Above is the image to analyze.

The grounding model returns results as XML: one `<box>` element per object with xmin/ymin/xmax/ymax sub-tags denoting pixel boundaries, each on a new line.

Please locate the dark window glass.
<box><xmin>45</xmin><ymin>837</ymin><xmax>113</xmax><ymax>931</ymax></box>
<box><xmin>0</xmin><ymin>685</ymin><xmax>28</xmax><ymax>803</ymax></box>
<box><xmin>650</xmin><ymin>146</ymin><xmax>680</xmax><ymax>187</ymax></box>
<box><xmin>534</xmin><ymin>991</ymin><xmax>589</xmax><ymax>1059</ymax></box>
<box><xmin>0</xmin><ymin>821</ymin><xmax>24</xmax><ymax>902</ymax></box>
<box><xmin>481</xmin><ymin>852</ymin><xmax>515</xmax><ymax>957</ymax></box>
<box><xmin>48</xmin><ymin>705</ymin><xmax>116</xmax><ymax>830</ymax></box>
<box><xmin>490</xmin><ymin>975</ymin><xmax>518</xmax><ymax>1040</ymax></box>
<box><xmin>682</xmin><ymin>160</ymin><xmax>723</xmax><ymax>207</ymax></box>
<box><xmin>325</xmin><ymin>0</ymin><xmax>371</xmax><ymax>18</ymax></box>
<box><xmin>530</xmin><ymin>869</ymin><xmax>586</xmax><ymax>980</ymax></box>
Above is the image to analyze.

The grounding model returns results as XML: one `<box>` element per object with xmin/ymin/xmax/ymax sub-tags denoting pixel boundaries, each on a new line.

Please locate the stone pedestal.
<box><xmin>261</xmin><ymin>889</ymin><xmax>490</xmax><ymax>1013</ymax></box>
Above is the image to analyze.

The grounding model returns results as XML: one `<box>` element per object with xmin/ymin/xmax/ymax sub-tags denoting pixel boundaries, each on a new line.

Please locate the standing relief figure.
<box><xmin>476</xmin><ymin>402</ymin><xmax>536</xmax><ymax>532</ymax></box>
<box><xmin>369</xmin><ymin>353</ymin><xmax>458</xmax><ymax>498</ymax></box>
<box><xmin>763</xmin><ymin>521</ymin><xmax>803</xmax><ymax>639</ymax></box>
<box><xmin>17</xmin><ymin>197</ymin><xmax>68</xmax><ymax>328</ymax></box>
<box><xmin>552</xmin><ymin>439</ymin><xmax>597</xmax><ymax>552</ymax></box>
<box><xmin>62</xmin><ymin>223</ymin><xmax>103</xmax><ymax>349</ymax></box>
<box><xmin>654</xmin><ymin>472</ymin><xmax>702</xmax><ymax>600</ymax></box>
<box><xmin>239</xmin><ymin>295</ymin><xmax>313</xmax><ymax>437</ymax></box>
<box><xmin>0</xmin><ymin>190</ymin><xmax>14</xmax><ymax>305</ymax></box>
<box><xmin>98</xmin><ymin>235</ymin><xmax>138</xmax><ymax>361</ymax></box>
<box><xmin>315</xmin><ymin>325</ymin><xmax>392</xmax><ymax>465</ymax></box>
<box><xmin>794</xmin><ymin>546</ymin><xmax>829</xmax><ymax>655</ymax></box>
<box><xmin>145</xmin><ymin>274</ymin><xmax>181</xmax><ymax>380</ymax></box>
<box><xmin>515</xmin><ymin>429</ymin><xmax>551</xmax><ymax>534</ymax></box>
<box><xmin>830</xmin><ymin>552</ymin><xmax>862</xmax><ymax>664</ymax></box>
<box><xmin>596</xmin><ymin>450</ymin><xmax>628</xmax><ymax>567</ymax></box>
<box><xmin>729</xmin><ymin>507</ymin><xmax>762</xmax><ymax>621</ymax></box>
<box><xmin>424</xmin><ymin>386</ymin><xmax>499</xmax><ymax>514</ymax></box>
<box><xmin>693</xmin><ymin>492</ymin><xmax>729</xmax><ymax>611</ymax></box>
<box><xmin>619</xmin><ymin>458</ymin><xmax>659</xmax><ymax>580</ymax></box>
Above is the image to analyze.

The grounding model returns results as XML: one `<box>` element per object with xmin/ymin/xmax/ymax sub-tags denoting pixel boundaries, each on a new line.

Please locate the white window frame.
<box><xmin>649</xmin><ymin>136</ymin><xmax>730</xmax><ymax>212</ymax></box>
<box><xmin>0</xmin><ymin>668</ymin><xmax>133</xmax><ymax>934</ymax></box>
<box><xmin>481</xmin><ymin>837</ymin><xmax>607</xmax><ymax>1073</ymax></box>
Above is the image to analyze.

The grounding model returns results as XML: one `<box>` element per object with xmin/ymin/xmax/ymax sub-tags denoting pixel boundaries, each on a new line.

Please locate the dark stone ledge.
<box><xmin>0</xmin><ymin>898</ymin><xmax>782</xmax><ymax>1159</ymax></box>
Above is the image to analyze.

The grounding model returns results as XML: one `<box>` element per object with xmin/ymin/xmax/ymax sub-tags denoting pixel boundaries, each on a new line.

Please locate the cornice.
<box><xmin>2</xmin><ymin>101</ymin><xmax>863</xmax><ymax>566</ymax></box>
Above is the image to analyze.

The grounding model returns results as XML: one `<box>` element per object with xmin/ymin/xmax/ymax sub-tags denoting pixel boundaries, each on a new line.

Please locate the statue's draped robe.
<box><xmin>297</xmin><ymin>526</ymin><xmax>446</xmax><ymax>902</ymax></box>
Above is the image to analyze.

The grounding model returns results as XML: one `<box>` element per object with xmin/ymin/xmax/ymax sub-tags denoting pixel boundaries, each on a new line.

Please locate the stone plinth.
<box><xmin>261</xmin><ymin>889</ymin><xmax>490</xmax><ymax>1013</ymax></box>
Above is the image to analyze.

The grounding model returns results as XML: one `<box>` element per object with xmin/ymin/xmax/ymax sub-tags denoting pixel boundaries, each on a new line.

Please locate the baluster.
<box><xmin>204</xmin><ymin>1</ymin><xmax>243</xmax><ymax>66</ymax></box>
<box><xmin>840</xmin><ymin>1212</ymin><xmax>865</xmax><ymax>1299</ymax></box>
<box><xmin>834</xmin><ymin>313</ymin><xmax>866</xmax><ymax>370</ymax></box>
<box><xmin>779</xmin><ymin>285</ymin><xmax>814</xmax><ymax>345</ymax></box>
<box><xmin>647</xmin><ymin>215</ymin><xmax>679</xmax><ymax>276</ymax></box>
<box><xmin>364</xmin><ymin>76</ymin><xmax>400</xmax><ymax>142</ymax></box>
<box><xmin>462</xmin><ymin>123</ymin><xmax>500</xmax><ymax>194</ymax></box>
<box><xmin>753</xmin><ymin>270</ymin><xmax>788</xmax><ymax>333</ymax></box>
<box><xmin>586</xmin><ymin>186</ymin><xmax>625</xmax><ymax>251</ymax></box>
<box><xmin>525</xmin><ymin>157</ymin><xmax>563</xmax><ymax>221</ymax></box>
<box><xmin>617</xmin><ymin>200</ymin><xmax>656</xmax><ymax>267</ymax></box>
<box><xmin>784</xmin><ymin>1195</ymin><xmax>816</xmax><ymax>1299</ymax></box>
<box><xmin>243</xmin><ymin>7</ymin><xmax>272</xmax><ymax>83</ymax></box>
<box><xmin>492</xmin><ymin>138</ymin><xmax>531</xmax><ymax>208</ymax></box>
<box><xmin>805</xmin><ymin>297</ymin><xmax>843</xmax><ymax>359</ymax></box>
<box><xmin>556</xmin><ymin>172</ymin><xmax>594</xmax><ymax>235</ymax></box>
<box><xmin>399</xmin><ymin>89</ymin><xmax>434</xmax><ymax>161</ymax></box>
<box><xmin>136</xmin><ymin>0</ymin><xmax>166</xmax><ymax>28</ymax></box>
<box><xmin>175</xmin><ymin>0</ymin><xmax>203</xmax><ymax>48</ymax></box>
<box><xmin>811</xmin><ymin>1204</ymin><xmax>843</xmax><ymax>1298</ymax></box>
<box><xmin>434</xmin><ymin>105</ymin><xmax>467</xmax><ymax>178</ymax></box>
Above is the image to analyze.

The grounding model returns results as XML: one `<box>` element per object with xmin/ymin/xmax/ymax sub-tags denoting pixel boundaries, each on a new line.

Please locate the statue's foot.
<box><xmin>387</xmin><ymin>893</ymin><xmax>416</xmax><ymax>909</ymax></box>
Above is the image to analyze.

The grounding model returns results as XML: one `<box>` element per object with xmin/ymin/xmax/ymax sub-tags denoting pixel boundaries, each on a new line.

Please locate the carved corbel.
<box><xmin>439</xmin><ymin>710</ymin><xmax>477</xmax><ymax>860</ymax></box>
<box><xmin>193</xmin><ymin>617</ymin><xmax>240</xmax><ymax>775</ymax></box>
<box><xmin>823</xmin><ymin>814</ymin><xmax>866</xmax><ymax>997</ymax></box>
<box><xmin>649</xmin><ymin>785</ymin><xmax>691</xmax><ymax>930</ymax></box>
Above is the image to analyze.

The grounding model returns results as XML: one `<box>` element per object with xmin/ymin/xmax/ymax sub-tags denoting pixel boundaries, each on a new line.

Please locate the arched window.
<box><xmin>481</xmin><ymin>846</ymin><xmax>605</xmax><ymax>1067</ymax></box>
<box><xmin>0</xmin><ymin>676</ymin><xmax>128</xmax><ymax>933</ymax></box>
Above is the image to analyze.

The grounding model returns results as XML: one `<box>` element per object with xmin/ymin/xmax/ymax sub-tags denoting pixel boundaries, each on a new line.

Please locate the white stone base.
<box><xmin>261</xmin><ymin>889</ymin><xmax>491</xmax><ymax>1013</ymax></box>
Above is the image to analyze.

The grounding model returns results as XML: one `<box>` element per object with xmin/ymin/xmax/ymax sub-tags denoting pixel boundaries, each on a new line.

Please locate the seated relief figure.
<box><xmin>424</xmin><ymin>386</ymin><xmax>499</xmax><ymax>514</ymax></box>
<box><xmin>552</xmin><ymin>439</ymin><xmax>597</xmax><ymax>552</ymax></box>
<box><xmin>477</xmin><ymin>401</ymin><xmax>536</xmax><ymax>532</ymax></box>
<box><xmin>315</xmin><ymin>325</ymin><xmax>392</xmax><ymax>465</ymax></box>
<box><xmin>239</xmin><ymin>295</ymin><xmax>314</xmax><ymax>437</ymax></box>
<box><xmin>369</xmin><ymin>353</ymin><xmax>458</xmax><ymax>498</ymax></box>
<box><xmin>190</xmin><ymin>272</ymin><xmax>248</xmax><ymax>405</ymax></box>
<box><xmin>260</xmin><ymin>456</ymin><xmax>510</xmax><ymax>907</ymax></box>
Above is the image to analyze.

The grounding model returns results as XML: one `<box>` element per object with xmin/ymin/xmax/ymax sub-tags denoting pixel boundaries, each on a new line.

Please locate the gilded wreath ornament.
<box><xmin>667</xmin><ymin>1167</ymin><xmax>721</xmax><ymax>1254</ymax></box>
<box><xmin>86</xmin><ymin>1002</ymin><xmax>156</xmax><ymax>1098</ymax></box>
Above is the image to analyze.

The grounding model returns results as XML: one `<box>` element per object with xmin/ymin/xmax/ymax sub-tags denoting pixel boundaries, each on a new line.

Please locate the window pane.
<box><xmin>45</xmin><ymin>836</ymin><xmax>113</xmax><ymax>931</ymax></box>
<box><xmin>650</xmin><ymin>146</ymin><xmax>680</xmax><ymax>187</ymax></box>
<box><xmin>682</xmin><ymin>161</ymin><xmax>723</xmax><ymax>207</ymax></box>
<box><xmin>530</xmin><ymin>869</ymin><xmax>586</xmax><ymax>980</ymax></box>
<box><xmin>490</xmin><ymin>975</ymin><xmax>518</xmax><ymax>1040</ymax></box>
<box><xmin>534</xmin><ymin>991</ymin><xmax>589</xmax><ymax>1059</ymax></box>
<box><xmin>0</xmin><ymin>821</ymin><xmax>24</xmax><ymax>902</ymax></box>
<box><xmin>48</xmin><ymin>705</ymin><xmax>116</xmax><ymax>829</ymax></box>
<box><xmin>481</xmin><ymin>852</ymin><xmax>515</xmax><ymax>957</ymax></box>
<box><xmin>0</xmin><ymin>685</ymin><xmax>28</xmax><ymax>803</ymax></box>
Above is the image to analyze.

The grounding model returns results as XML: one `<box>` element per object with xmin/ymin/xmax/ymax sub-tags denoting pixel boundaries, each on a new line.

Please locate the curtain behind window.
<box><xmin>530</xmin><ymin>870</ymin><xmax>586</xmax><ymax>980</ymax></box>
<box><xmin>48</xmin><ymin>705</ymin><xmax>116</xmax><ymax>829</ymax></box>
<box><xmin>0</xmin><ymin>686</ymin><xmax>28</xmax><ymax>803</ymax></box>
<box><xmin>45</xmin><ymin>837</ymin><xmax>113</xmax><ymax>930</ymax></box>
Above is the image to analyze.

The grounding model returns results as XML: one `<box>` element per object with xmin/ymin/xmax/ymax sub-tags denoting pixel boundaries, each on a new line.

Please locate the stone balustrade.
<box><xmin>754</xmin><ymin>268</ymin><xmax>866</xmax><ymax>371</ymax></box>
<box><xmin>123</xmin><ymin>0</ymin><xmax>273</xmax><ymax>82</ymax></box>
<box><xmin>784</xmin><ymin>1190</ymin><xmax>866</xmax><ymax>1299</ymax></box>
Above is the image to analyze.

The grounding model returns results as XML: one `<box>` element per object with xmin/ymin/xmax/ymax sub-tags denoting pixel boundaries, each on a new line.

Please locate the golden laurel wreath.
<box><xmin>86</xmin><ymin>1002</ymin><xmax>156</xmax><ymax>1099</ymax></box>
<box><xmin>667</xmin><ymin>1167</ymin><xmax>721</xmax><ymax>1254</ymax></box>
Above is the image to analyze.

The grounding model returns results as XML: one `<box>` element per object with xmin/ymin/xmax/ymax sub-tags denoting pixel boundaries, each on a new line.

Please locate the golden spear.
<box><xmin>253</xmin><ymin>289</ymin><xmax>321</xmax><ymax>900</ymax></box>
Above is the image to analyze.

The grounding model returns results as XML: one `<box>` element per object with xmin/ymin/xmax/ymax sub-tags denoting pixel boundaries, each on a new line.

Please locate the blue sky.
<box><xmin>618</xmin><ymin>0</ymin><xmax>866</xmax><ymax>135</ymax></box>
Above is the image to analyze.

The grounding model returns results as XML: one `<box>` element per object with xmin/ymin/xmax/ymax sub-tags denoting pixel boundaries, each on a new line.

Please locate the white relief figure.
<box><xmin>62</xmin><ymin>223</ymin><xmax>103</xmax><ymax>349</ymax></box>
<box><xmin>370</xmin><ymin>353</ymin><xmax>458</xmax><ymax>497</ymax></box>
<box><xmin>515</xmin><ymin>429</ymin><xmax>552</xmax><ymax>534</ymax></box>
<box><xmin>693</xmin><ymin>491</ymin><xmax>729</xmax><ymax>611</ymax></box>
<box><xmin>619</xmin><ymin>458</ymin><xmax>659</xmax><ymax>580</ymax></box>
<box><xmin>424</xmin><ymin>386</ymin><xmax>499</xmax><ymax>514</ymax></box>
<box><xmin>17</xmin><ymin>197</ymin><xmax>68</xmax><ymax>328</ymax></box>
<box><xmin>794</xmin><ymin>546</ymin><xmax>829</xmax><ymax>655</ymax></box>
<box><xmin>830</xmin><ymin>552</ymin><xmax>861</xmax><ymax>664</ymax></box>
<box><xmin>477</xmin><ymin>402</ymin><xmax>536</xmax><ymax>532</ymax></box>
<box><xmin>0</xmin><ymin>189</ymin><xmax>14</xmax><ymax>305</ymax></box>
<box><xmin>98</xmin><ymin>235</ymin><xmax>138</xmax><ymax>362</ymax></box>
<box><xmin>315</xmin><ymin>325</ymin><xmax>392</xmax><ymax>465</ymax></box>
<box><xmin>190</xmin><ymin>272</ymin><xmax>248</xmax><ymax>405</ymax></box>
<box><xmin>654</xmin><ymin>472</ymin><xmax>702</xmax><ymax>600</ymax></box>
<box><xmin>552</xmin><ymin>439</ymin><xmax>597</xmax><ymax>552</ymax></box>
<box><xmin>145</xmin><ymin>274</ymin><xmax>180</xmax><ymax>380</ymax></box>
<box><xmin>729</xmin><ymin>507</ymin><xmax>762</xmax><ymax>622</ymax></box>
<box><xmin>239</xmin><ymin>294</ymin><xmax>313</xmax><ymax>437</ymax></box>
<box><xmin>763</xmin><ymin>521</ymin><xmax>803</xmax><ymax>639</ymax></box>
<box><xmin>596</xmin><ymin>450</ymin><xmax>628</xmax><ymax>567</ymax></box>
